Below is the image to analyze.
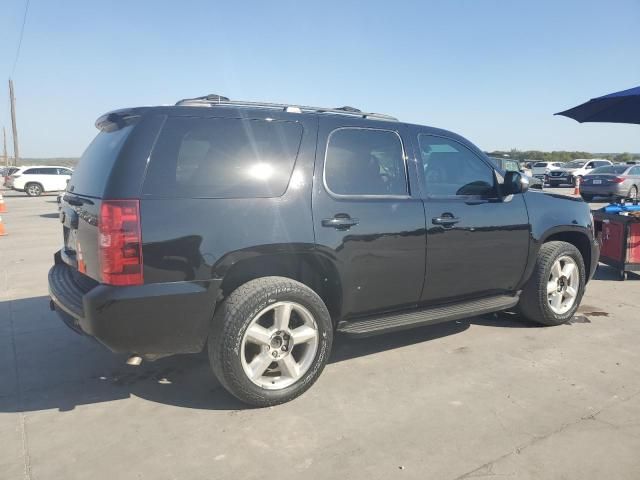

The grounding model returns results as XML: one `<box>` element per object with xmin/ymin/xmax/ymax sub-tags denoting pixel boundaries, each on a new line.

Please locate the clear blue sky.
<box><xmin>1</xmin><ymin>0</ymin><xmax>639</xmax><ymax>157</ymax></box>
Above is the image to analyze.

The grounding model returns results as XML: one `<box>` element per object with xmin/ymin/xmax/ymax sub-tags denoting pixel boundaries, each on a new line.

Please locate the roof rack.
<box><xmin>174</xmin><ymin>94</ymin><xmax>398</xmax><ymax>121</ymax></box>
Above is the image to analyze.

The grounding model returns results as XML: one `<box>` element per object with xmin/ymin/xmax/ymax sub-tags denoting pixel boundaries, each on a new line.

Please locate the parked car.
<box><xmin>547</xmin><ymin>159</ymin><xmax>612</xmax><ymax>187</ymax></box>
<box><xmin>531</xmin><ymin>161</ymin><xmax>563</xmax><ymax>182</ymax></box>
<box><xmin>7</xmin><ymin>166</ymin><xmax>73</xmax><ymax>196</ymax></box>
<box><xmin>49</xmin><ymin>95</ymin><xmax>599</xmax><ymax>406</ymax></box>
<box><xmin>2</xmin><ymin>166</ymin><xmax>19</xmax><ymax>187</ymax></box>
<box><xmin>489</xmin><ymin>157</ymin><xmax>543</xmax><ymax>189</ymax></box>
<box><xmin>580</xmin><ymin>164</ymin><xmax>640</xmax><ymax>201</ymax></box>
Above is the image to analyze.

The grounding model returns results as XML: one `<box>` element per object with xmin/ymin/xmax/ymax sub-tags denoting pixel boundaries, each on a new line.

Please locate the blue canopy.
<box><xmin>555</xmin><ymin>86</ymin><xmax>640</xmax><ymax>124</ymax></box>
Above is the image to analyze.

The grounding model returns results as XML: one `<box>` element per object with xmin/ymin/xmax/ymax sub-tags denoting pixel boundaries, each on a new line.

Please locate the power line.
<box><xmin>11</xmin><ymin>0</ymin><xmax>31</xmax><ymax>75</ymax></box>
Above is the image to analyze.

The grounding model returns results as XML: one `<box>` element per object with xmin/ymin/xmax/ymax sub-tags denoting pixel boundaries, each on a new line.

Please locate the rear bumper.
<box><xmin>48</xmin><ymin>251</ymin><xmax>220</xmax><ymax>356</ymax></box>
<box><xmin>580</xmin><ymin>185</ymin><xmax>627</xmax><ymax>197</ymax></box>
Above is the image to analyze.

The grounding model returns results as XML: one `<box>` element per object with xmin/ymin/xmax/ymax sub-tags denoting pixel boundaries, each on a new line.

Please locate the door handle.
<box><xmin>322</xmin><ymin>215</ymin><xmax>359</xmax><ymax>230</ymax></box>
<box><xmin>432</xmin><ymin>214</ymin><xmax>460</xmax><ymax>226</ymax></box>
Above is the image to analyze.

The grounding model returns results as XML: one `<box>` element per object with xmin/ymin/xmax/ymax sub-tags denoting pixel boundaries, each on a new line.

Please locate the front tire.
<box><xmin>518</xmin><ymin>241</ymin><xmax>586</xmax><ymax>326</ymax></box>
<box><xmin>208</xmin><ymin>277</ymin><xmax>333</xmax><ymax>407</ymax></box>
<box><xmin>25</xmin><ymin>183</ymin><xmax>43</xmax><ymax>196</ymax></box>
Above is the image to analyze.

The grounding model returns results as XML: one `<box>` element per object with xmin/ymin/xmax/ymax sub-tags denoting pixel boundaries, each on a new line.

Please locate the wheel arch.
<box><xmin>25</xmin><ymin>181</ymin><xmax>44</xmax><ymax>192</ymax></box>
<box><xmin>217</xmin><ymin>251</ymin><xmax>343</xmax><ymax>325</ymax></box>
<box><xmin>541</xmin><ymin>229</ymin><xmax>593</xmax><ymax>279</ymax></box>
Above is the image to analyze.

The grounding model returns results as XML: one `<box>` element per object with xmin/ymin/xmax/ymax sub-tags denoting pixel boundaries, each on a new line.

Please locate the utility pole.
<box><xmin>9</xmin><ymin>79</ymin><xmax>20</xmax><ymax>166</ymax></box>
<box><xmin>3</xmin><ymin>127</ymin><xmax>8</xmax><ymax>168</ymax></box>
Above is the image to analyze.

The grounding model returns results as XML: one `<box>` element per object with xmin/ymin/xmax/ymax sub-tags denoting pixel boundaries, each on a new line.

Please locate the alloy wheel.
<box><xmin>240</xmin><ymin>301</ymin><xmax>319</xmax><ymax>390</ymax></box>
<box><xmin>547</xmin><ymin>255</ymin><xmax>580</xmax><ymax>315</ymax></box>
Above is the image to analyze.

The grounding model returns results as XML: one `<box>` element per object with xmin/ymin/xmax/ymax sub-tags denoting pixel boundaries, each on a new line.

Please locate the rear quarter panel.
<box><xmin>139</xmin><ymin>112</ymin><xmax>319</xmax><ymax>285</ymax></box>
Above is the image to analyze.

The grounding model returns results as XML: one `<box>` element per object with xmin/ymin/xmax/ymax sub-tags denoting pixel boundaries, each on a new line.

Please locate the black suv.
<box><xmin>49</xmin><ymin>95</ymin><xmax>599</xmax><ymax>406</ymax></box>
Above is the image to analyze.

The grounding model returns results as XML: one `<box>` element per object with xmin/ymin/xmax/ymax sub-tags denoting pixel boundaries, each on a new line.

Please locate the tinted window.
<box><xmin>591</xmin><ymin>165</ymin><xmax>628</xmax><ymax>175</ymax></box>
<box><xmin>418</xmin><ymin>135</ymin><xmax>495</xmax><ymax>197</ymax></box>
<box><xmin>144</xmin><ymin>117</ymin><xmax>302</xmax><ymax>198</ymax></box>
<box><xmin>23</xmin><ymin>168</ymin><xmax>38</xmax><ymax>174</ymax></box>
<box><xmin>68</xmin><ymin>125</ymin><xmax>134</xmax><ymax>197</ymax></box>
<box><xmin>324</xmin><ymin>128</ymin><xmax>407</xmax><ymax>196</ymax></box>
<box><xmin>41</xmin><ymin>168</ymin><xmax>58</xmax><ymax>175</ymax></box>
<box><xmin>534</xmin><ymin>162</ymin><xmax>547</xmax><ymax>167</ymax></box>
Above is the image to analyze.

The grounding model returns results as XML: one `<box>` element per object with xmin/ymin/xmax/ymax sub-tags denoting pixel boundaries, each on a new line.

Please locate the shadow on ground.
<box><xmin>593</xmin><ymin>263</ymin><xmax>639</xmax><ymax>281</ymax></box>
<box><xmin>0</xmin><ymin>296</ymin><xmax>537</xmax><ymax>414</ymax></box>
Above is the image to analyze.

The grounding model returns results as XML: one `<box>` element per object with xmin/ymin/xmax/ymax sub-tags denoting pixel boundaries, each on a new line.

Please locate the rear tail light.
<box><xmin>612</xmin><ymin>177</ymin><xmax>625</xmax><ymax>184</ymax></box>
<box><xmin>99</xmin><ymin>200</ymin><xmax>143</xmax><ymax>286</ymax></box>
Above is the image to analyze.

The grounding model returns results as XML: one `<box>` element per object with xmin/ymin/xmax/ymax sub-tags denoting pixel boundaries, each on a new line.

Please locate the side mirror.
<box><xmin>502</xmin><ymin>171</ymin><xmax>529</xmax><ymax>195</ymax></box>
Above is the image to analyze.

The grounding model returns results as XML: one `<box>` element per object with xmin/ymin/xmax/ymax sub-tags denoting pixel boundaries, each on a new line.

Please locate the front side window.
<box><xmin>324</xmin><ymin>128</ymin><xmax>407</xmax><ymax>196</ymax></box>
<box><xmin>418</xmin><ymin>135</ymin><xmax>495</xmax><ymax>197</ymax></box>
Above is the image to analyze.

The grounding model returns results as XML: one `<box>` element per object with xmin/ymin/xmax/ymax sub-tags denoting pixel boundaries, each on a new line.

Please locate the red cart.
<box><xmin>593</xmin><ymin>210</ymin><xmax>640</xmax><ymax>280</ymax></box>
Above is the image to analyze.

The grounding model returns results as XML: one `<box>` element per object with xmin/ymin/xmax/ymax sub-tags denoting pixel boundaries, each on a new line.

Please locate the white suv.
<box><xmin>7</xmin><ymin>166</ymin><xmax>73</xmax><ymax>196</ymax></box>
<box><xmin>531</xmin><ymin>162</ymin><xmax>562</xmax><ymax>181</ymax></box>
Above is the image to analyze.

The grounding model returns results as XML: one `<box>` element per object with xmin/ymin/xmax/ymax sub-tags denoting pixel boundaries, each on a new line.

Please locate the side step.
<box><xmin>337</xmin><ymin>294</ymin><xmax>520</xmax><ymax>337</ymax></box>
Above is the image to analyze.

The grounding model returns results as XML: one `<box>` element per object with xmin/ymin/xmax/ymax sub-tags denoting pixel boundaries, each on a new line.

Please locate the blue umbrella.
<box><xmin>555</xmin><ymin>85</ymin><xmax>640</xmax><ymax>124</ymax></box>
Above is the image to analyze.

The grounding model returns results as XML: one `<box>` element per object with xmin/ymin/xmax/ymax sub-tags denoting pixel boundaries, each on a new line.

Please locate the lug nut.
<box><xmin>283</xmin><ymin>334</ymin><xmax>290</xmax><ymax>341</ymax></box>
<box><xmin>282</xmin><ymin>345</ymin><xmax>288</xmax><ymax>352</ymax></box>
<box><xmin>272</xmin><ymin>351</ymin><xmax>278</xmax><ymax>358</ymax></box>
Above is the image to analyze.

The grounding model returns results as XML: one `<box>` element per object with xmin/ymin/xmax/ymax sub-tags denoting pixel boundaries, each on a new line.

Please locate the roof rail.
<box><xmin>174</xmin><ymin>95</ymin><xmax>398</xmax><ymax>121</ymax></box>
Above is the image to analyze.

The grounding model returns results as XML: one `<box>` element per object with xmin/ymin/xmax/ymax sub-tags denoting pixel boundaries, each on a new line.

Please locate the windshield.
<box><xmin>564</xmin><ymin>160</ymin><xmax>587</xmax><ymax>168</ymax></box>
<box><xmin>590</xmin><ymin>165</ymin><xmax>629</xmax><ymax>175</ymax></box>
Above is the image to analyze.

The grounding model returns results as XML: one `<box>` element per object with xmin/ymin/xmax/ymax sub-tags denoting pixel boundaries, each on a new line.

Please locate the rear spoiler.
<box><xmin>95</xmin><ymin>109</ymin><xmax>141</xmax><ymax>132</ymax></box>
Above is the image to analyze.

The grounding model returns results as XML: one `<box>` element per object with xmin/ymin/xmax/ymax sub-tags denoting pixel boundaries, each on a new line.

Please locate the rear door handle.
<box><xmin>322</xmin><ymin>215</ymin><xmax>359</xmax><ymax>230</ymax></box>
<box><xmin>432</xmin><ymin>215</ymin><xmax>460</xmax><ymax>226</ymax></box>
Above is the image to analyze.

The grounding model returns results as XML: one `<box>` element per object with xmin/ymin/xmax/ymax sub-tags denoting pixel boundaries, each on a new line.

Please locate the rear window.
<box><xmin>68</xmin><ymin>126</ymin><xmax>134</xmax><ymax>197</ymax></box>
<box><xmin>144</xmin><ymin>117</ymin><xmax>303</xmax><ymax>198</ymax></box>
<box><xmin>591</xmin><ymin>165</ymin><xmax>628</xmax><ymax>175</ymax></box>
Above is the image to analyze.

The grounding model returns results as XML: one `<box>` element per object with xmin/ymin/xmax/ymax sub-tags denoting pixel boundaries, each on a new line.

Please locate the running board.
<box><xmin>337</xmin><ymin>294</ymin><xmax>520</xmax><ymax>337</ymax></box>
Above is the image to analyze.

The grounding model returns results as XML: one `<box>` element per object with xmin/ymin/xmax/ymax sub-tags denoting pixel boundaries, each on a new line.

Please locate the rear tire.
<box><xmin>581</xmin><ymin>194</ymin><xmax>594</xmax><ymax>202</ymax></box>
<box><xmin>518</xmin><ymin>241</ymin><xmax>586</xmax><ymax>326</ymax></box>
<box><xmin>208</xmin><ymin>277</ymin><xmax>333</xmax><ymax>407</ymax></box>
<box><xmin>25</xmin><ymin>183</ymin><xmax>43</xmax><ymax>197</ymax></box>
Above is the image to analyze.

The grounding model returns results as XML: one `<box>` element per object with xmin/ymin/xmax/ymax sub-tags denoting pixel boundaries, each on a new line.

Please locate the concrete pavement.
<box><xmin>0</xmin><ymin>188</ymin><xmax>639</xmax><ymax>480</ymax></box>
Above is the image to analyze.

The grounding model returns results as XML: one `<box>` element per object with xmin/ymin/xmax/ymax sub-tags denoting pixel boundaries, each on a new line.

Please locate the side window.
<box><xmin>23</xmin><ymin>168</ymin><xmax>36</xmax><ymax>175</ymax></box>
<box><xmin>43</xmin><ymin>168</ymin><xmax>58</xmax><ymax>175</ymax></box>
<box><xmin>144</xmin><ymin>117</ymin><xmax>303</xmax><ymax>198</ymax></box>
<box><xmin>503</xmin><ymin>160</ymin><xmax>519</xmax><ymax>172</ymax></box>
<box><xmin>417</xmin><ymin>135</ymin><xmax>496</xmax><ymax>197</ymax></box>
<box><xmin>630</xmin><ymin>166</ymin><xmax>640</xmax><ymax>175</ymax></box>
<box><xmin>324</xmin><ymin>128</ymin><xmax>407</xmax><ymax>196</ymax></box>
<box><xmin>59</xmin><ymin>168</ymin><xmax>72</xmax><ymax>175</ymax></box>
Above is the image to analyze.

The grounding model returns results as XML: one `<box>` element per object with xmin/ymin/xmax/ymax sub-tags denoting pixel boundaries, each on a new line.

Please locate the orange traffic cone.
<box><xmin>0</xmin><ymin>216</ymin><xmax>6</xmax><ymax>236</ymax></box>
<box><xmin>0</xmin><ymin>194</ymin><xmax>6</xmax><ymax>213</ymax></box>
<box><xmin>573</xmin><ymin>176</ymin><xmax>581</xmax><ymax>196</ymax></box>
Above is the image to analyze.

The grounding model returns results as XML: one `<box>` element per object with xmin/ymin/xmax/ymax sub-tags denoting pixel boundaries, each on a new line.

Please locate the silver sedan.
<box><xmin>580</xmin><ymin>164</ymin><xmax>640</xmax><ymax>201</ymax></box>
